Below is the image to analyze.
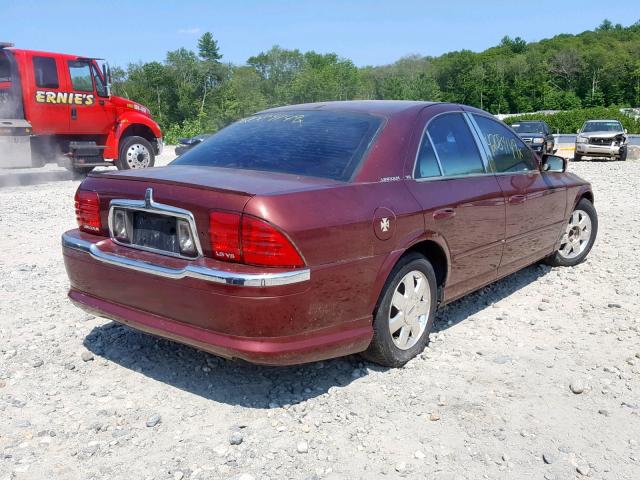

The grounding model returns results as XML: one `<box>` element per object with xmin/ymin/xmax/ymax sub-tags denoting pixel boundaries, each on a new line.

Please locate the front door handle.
<box><xmin>71</xmin><ymin>106</ymin><xmax>77</xmax><ymax>120</ymax></box>
<box><xmin>508</xmin><ymin>195</ymin><xmax>526</xmax><ymax>205</ymax></box>
<box><xmin>433</xmin><ymin>208</ymin><xmax>456</xmax><ymax>220</ymax></box>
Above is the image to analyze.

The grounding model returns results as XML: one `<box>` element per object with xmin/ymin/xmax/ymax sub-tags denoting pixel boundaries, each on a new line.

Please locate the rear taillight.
<box><xmin>208</xmin><ymin>211</ymin><xmax>304</xmax><ymax>268</ymax></box>
<box><xmin>75</xmin><ymin>190</ymin><xmax>101</xmax><ymax>233</ymax></box>
<box><xmin>209</xmin><ymin>212</ymin><xmax>242</xmax><ymax>262</ymax></box>
<box><xmin>242</xmin><ymin>216</ymin><xmax>304</xmax><ymax>267</ymax></box>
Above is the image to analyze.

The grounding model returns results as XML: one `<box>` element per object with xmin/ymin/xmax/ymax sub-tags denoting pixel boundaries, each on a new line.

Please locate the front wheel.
<box><xmin>574</xmin><ymin>153</ymin><xmax>583</xmax><ymax>162</ymax></box>
<box><xmin>619</xmin><ymin>146</ymin><xmax>628</xmax><ymax>162</ymax></box>
<box><xmin>362</xmin><ymin>253</ymin><xmax>437</xmax><ymax>367</ymax></box>
<box><xmin>544</xmin><ymin>198</ymin><xmax>598</xmax><ymax>267</ymax></box>
<box><xmin>117</xmin><ymin>136</ymin><xmax>155</xmax><ymax>170</ymax></box>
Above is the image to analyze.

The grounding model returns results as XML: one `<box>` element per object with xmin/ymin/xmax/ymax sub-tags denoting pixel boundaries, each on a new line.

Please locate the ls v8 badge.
<box><xmin>373</xmin><ymin>207</ymin><xmax>396</xmax><ymax>241</ymax></box>
<box><xmin>35</xmin><ymin>91</ymin><xmax>95</xmax><ymax>106</ymax></box>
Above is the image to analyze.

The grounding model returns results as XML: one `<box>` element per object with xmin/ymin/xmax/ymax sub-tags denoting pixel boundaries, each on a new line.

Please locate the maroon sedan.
<box><xmin>62</xmin><ymin>101</ymin><xmax>597</xmax><ymax>367</ymax></box>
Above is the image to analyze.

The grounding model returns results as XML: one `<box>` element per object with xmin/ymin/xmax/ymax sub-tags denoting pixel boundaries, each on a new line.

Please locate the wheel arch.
<box><xmin>405</xmin><ymin>239</ymin><xmax>448</xmax><ymax>294</ymax></box>
<box><xmin>370</xmin><ymin>235</ymin><xmax>451</xmax><ymax>315</ymax></box>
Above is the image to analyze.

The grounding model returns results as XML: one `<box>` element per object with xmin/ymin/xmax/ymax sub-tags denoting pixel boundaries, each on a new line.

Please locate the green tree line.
<box><xmin>111</xmin><ymin>20</ymin><xmax>640</xmax><ymax>143</ymax></box>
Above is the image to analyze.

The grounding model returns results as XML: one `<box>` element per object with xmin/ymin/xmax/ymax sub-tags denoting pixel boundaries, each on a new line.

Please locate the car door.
<box><xmin>66</xmin><ymin>59</ymin><xmax>116</xmax><ymax>135</ymax></box>
<box><xmin>469</xmin><ymin>113</ymin><xmax>567</xmax><ymax>276</ymax></box>
<box><xmin>405</xmin><ymin>109</ymin><xmax>506</xmax><ymax>302</ymax></box>
<box><xmin>25</xmin><ymin>53</ymin><xmax>70</xmax><ymax>133</ymax></box>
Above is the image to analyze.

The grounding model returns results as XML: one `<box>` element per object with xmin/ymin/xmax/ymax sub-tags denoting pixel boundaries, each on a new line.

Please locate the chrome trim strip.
<box><xmin>108</xmin><ymin>189</ymin><xmax>204</xmax><ymax>260</ymax></box>
<box><xmin>62</xmin><ymin>233</ymin><xmax>310</xmax><ymax>287</ymax></box>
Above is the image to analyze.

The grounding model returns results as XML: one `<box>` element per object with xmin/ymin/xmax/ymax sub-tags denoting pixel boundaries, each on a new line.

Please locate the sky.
<box><xmin>2</xmin><ymin>0</ymin><xmax>638</xmax><ymax>68</ymax></box>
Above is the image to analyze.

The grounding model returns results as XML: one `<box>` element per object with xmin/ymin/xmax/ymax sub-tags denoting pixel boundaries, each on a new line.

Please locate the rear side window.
<box><xmin>473</xmin><ymin>115</ymin><xmax>537</xmax><ymax>173</ymax></box>
<box><xmin>33</xmin><ymin>56</ymin><xmax>58</xmax><ymax>88</ymax></box>
<box><xmin>426</xmin><ymin>113</ymin><xmax>485</xmax><ymax>176</ymax></box>
<box><xmin>172</xmin><ymin>111</ymin><xmax>383</xmax><ymax>181</ymax></box>
<box><xmin>414</xmin><ymin>133</ymin><xmax>441</xmax><ymax>178</ymax></box>
<box><xmin>68</xmin><ymin>61</ymin><xmax>93</xmax><ymax>92</ymax></box>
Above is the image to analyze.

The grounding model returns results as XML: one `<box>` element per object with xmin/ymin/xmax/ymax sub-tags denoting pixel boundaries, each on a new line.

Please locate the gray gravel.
<box><xmin>1</xmin><ymin>153</ymin><xmax>639</xmax><ymax>479</ymax></box>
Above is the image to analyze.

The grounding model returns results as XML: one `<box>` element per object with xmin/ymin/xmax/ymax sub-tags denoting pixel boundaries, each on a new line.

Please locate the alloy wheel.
<box><xmin>388</xmin><ymin>270</ymin><xmax>430</xmax><ymax>350</ymax></box>
<box><xmin>558</xmin><ymin>209</ymin><xmax>592</xmax><ymax>260</ymax></box>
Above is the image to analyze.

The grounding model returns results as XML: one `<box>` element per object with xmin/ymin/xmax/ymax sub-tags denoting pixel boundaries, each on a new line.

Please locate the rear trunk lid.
<box><xmin>81</xmin><ymin>165</ymin><xmax>341</xmax><ymax>257</ymax></box>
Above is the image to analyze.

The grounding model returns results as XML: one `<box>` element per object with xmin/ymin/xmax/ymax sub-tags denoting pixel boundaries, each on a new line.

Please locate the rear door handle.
<box><xmin>508</xmin><ymin>195</ymin><xmax>526</xmax><ymax>205</ymax></box>
<box><xmin>433</xmin><ymin>208</ymin><xmax>456</xmax><ymax>220</ymax></box>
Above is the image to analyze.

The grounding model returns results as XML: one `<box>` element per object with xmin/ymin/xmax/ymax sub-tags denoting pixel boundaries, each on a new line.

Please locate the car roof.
<box><xmin>585</xmin><ymin>119</ymin><xmax>621</xmax><ymax>123</ymax></box>
<box><xmin>260</xmin><ymin>100</ymin><xmax>440</xmax><ymax>117</ymax></box>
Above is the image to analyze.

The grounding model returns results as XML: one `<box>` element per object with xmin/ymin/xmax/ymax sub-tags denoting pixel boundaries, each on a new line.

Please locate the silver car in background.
<box><xmin>575</xmin><ymin>120</ymin><xmax>628</xmax><ymax>161</ymax></box>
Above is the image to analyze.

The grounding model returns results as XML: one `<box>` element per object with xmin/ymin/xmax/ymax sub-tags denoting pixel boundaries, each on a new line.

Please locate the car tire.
<box><xmin>619</xmin><ymin>146</ymin><xmax>628</xmax><ymax>162</ymax></box>
<box><xmin>574</xmin><ymin>153</ymin><xmax>582</xmax><ymax>162</ymax></box>
<box><xmin>362</xmin><ymin>252</ymin><xmax>437</xmax><ymax>368</ymax></box>
<box><xmin>544</xmin><ymin>198</ymin><xmax>597</xmax><ymax>267</ymax></box>
<box><xmin>117</xmin><ymin>136</ymin><xmax>155</xmax><ymax>170</ymax></box>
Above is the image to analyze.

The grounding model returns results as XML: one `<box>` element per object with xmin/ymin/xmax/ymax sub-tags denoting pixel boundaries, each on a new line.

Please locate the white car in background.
<box><xmin>575</xmin><ymin>120</ymin><xmax>628</xmax><ymax>161</ymax></box>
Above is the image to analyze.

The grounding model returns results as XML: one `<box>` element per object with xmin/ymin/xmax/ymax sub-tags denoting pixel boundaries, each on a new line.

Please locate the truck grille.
<box><xmin>589</xmin><ymin>137</ymin><xmax>613</xmax><ymax>146</ymax></box>
<box><xmin>521</xmin><ymin>137</ymin><xmax>533</xmax><ymax>144</ymax></box>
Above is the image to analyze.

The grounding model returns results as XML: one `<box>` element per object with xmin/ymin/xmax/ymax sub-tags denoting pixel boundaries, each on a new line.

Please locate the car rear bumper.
<box><xmin>62</xmin><ymin>230</ymin><xmax>373</xmax><ymax>365</ymax></box>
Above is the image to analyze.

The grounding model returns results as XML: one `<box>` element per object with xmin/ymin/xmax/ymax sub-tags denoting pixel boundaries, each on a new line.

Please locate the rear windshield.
<box><xmin>171</xmin><ymin>111</ymin><xmax>383</xmax><ymax>181</ymax></box>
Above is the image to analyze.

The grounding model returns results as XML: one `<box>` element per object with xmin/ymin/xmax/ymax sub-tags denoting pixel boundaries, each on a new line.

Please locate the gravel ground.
<box><xmin>1</xmin><ymin>154</ymin><xmax>639</xmax><ymax>480</ymax></box>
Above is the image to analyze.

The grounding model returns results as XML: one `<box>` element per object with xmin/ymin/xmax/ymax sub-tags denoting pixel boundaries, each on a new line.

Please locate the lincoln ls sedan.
<box><xmin>62</xmin><ymin>101</ymin><xmax>597</xmax><ymax>367</ymax></box>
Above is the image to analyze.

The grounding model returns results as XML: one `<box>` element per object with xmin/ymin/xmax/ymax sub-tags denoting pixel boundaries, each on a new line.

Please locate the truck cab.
<box><xmin>0</xmin><ymin>43</ymin><xmax>162</xmax><ymax>173</ymax></box>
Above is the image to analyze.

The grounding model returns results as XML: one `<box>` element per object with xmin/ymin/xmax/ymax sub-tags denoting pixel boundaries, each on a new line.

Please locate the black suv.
<box><xmin>510</xmin><ymin>121</ymin><xmax>555</xmax><ymax>155</ymax></box>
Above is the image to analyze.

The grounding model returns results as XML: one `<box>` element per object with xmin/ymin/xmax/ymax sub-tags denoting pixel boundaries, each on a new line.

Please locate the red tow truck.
<box><xmin>0</xmin><ymin>43</ymin><xmax>162</xmax><ymax>173</ymax></box>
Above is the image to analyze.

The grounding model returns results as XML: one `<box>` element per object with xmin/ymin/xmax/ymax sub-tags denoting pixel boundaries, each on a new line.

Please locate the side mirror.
<box><xmin>541</xmin><ymin>154</ymin><xmax>566</xmax><ymax>173</ymax></box>
<box><xmin>101</xmin><ymin>63</ymin><xmax>112</xmax><ymax>97</ymax></box>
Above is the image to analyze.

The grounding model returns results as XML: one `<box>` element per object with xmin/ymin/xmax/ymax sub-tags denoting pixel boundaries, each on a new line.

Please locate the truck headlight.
<box><xmin>533</xmin><ymin>138</ymin><xmax>544</xmax><ymax>144</ymax></box>
<box><xmin>576</xmin><ymin>136</ymin><xmax>587</xmax><ymax>144</ymax></box>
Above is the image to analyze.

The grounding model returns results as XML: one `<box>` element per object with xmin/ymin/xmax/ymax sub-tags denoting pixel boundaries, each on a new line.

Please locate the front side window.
<box><xmin>91</xmin><ymin>64</ymin><xmax>107</xmax><ymax>97</ymax></box>
<box><xmin>473</xmin><ymin>115</ymin><xmax>537</xmax><ymax>173</ymax></box>
<box><xmin>33</xmin><ymin>56</ymin><xmax>58</xmax><ymax>88</ymax></box>
<box><xmin>426</xmin><ymin>113</ymin><xmax>485</xmax><ymax>176</ymax></box>
<box><xmin>0</xmin><ymin>51</ymin><xmax>10</xmax><ymax>82</ymax></box>
<box><xmin>172</xmin><ymin>111</ymin><xmax>383</xmax><ymax>181</ymax></box>
<box><xmin>68</xmin><ymin>61</ymin><xmax>93</xmax><ymax>92</ymax></box>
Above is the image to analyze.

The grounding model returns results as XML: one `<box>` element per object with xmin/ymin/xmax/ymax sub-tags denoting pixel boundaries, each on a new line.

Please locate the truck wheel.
<box><xmin>619</xmin><ymin>146</ymin><xmax>628</xmax><ymax>162</ymax></box>
<box><xmin>362</xmin><ymin>252</ymin><xmax>437</xmax><ymax>368</ymax></box>
<box><xmin>117</xmin><ymin>136</ymin><xmax>155</xmax><ymax>170</ymax></box>
<box><xmin>574</xmin><ymin>153</ymin><xmax>582</xmax><ymax>162</ymax></box>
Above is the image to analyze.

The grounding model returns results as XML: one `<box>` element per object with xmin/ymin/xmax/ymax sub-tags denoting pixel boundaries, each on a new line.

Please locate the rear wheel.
<box><xmin>362</xmin><ymin>253</ymin><xmax>437</xmax><ymax>367</ymax></box>
<box><xmin>117</xmin><ymin>136</ymin><xmax>155</xmax><ymax>170</ymax></box>
<box><xmin>544</xmin><ymin>198</ymin><xmax>597</xmax><ymax>267</ymax></box>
